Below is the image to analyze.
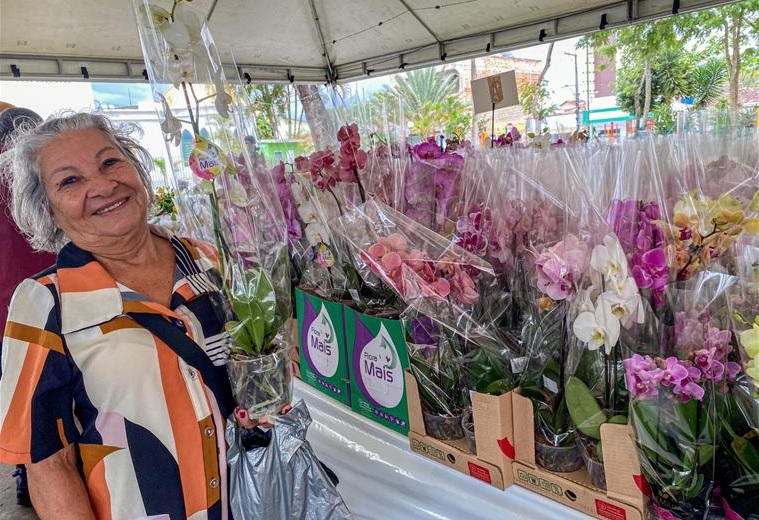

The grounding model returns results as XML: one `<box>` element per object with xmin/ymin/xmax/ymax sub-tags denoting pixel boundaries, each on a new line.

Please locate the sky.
<box><xmin>91</xmin><ymin>83</ymin><xmax>154</xmax><ymax>108</ymax></box>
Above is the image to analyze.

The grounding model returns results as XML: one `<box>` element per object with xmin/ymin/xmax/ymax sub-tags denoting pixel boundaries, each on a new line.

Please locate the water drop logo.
<box><xmin>306</xmin><ymin>304</ymin><xmax>339</xmax><ymax>377</ymax></box>
<box><xmin>359</xmin><ymin>323</ymin><xmax>403</xmax><ymax>408</ymax></box>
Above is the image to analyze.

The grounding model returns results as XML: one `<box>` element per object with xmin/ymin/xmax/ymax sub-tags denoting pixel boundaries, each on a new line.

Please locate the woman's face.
<box><xmin>39</xmin><ymin>128</ymin><xmax>149</xmax><ymax>253</ymax></box>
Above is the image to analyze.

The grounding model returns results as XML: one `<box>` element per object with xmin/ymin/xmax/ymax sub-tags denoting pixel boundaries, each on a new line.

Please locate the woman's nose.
<box><xmin>86</xmin><ymin>174</ymin><xmax>118</xmax><ymax>197</ymax></box>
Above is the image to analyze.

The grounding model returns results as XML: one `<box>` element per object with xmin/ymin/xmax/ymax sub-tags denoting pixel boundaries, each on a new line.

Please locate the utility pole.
<box><xmin>565</xmin><ymin>51</ymin><xmax>580</xmax><ymax>132</ymax></box>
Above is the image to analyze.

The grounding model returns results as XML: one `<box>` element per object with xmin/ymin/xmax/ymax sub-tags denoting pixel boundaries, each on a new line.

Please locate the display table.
<box><xmin>294</xmin><ymin>380</ymin><xmax>592</xmax><ymax>520</ymax></box>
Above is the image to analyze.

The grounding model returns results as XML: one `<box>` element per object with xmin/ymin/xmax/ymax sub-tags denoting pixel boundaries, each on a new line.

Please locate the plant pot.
<box><xmin>584</xmin><ymin>451</ymin><xmax>607</xmax><ymax>490</ymax></box>
<box><xmin>577</xmin><ymin>436</ymin><xmax>607</xmax><ymax>490</ymax></box>
<box><xmin>462</xmin><ymin>408</ymin><xmax>476</xmax><ymax>454</ymax></box>
<box><xmin>535</xmin><ymin>435</ymin><xmax>584</xmax><ymax>473</ymax></box>
<box><xmin>226</xmin><ymin>340</ymin><xmax>294</xmax><ymax>421</ymax></box>
<box><xmin>422</xmin><ymin>409</ymin><xmax>465</xmax><ymax>440</ymax></box>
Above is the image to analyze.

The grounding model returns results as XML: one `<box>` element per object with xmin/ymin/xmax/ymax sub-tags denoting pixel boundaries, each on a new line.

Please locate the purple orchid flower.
<box><xmin>410</xmin><ymin>316</ymin><xmax>437</xmax><ymax>345</ymax></box>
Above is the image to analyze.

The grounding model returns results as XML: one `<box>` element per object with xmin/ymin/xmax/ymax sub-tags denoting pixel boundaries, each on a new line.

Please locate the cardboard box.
<box><xmin>285</xmin><ymin>317</ymin><xmax>301</xmax><ymax>379</ymax></box>
<box><xmin>406</xmin><ymin>370</ymin><xmax>515</xmax><ymax>490</ymax></box>
<box><xmin>345</xmin><ymin>307</ymin><xmax>410</xmax><ymax>435</ymax></box>
<box><xmin>512</xmin><ymin>391</ymin><xmax>648</xmax><ymax>520</ymax></box>
<box><xmin>295</xmin><ymin>287</ymin><xmax>351</xmax><ymax>406</ymax></box>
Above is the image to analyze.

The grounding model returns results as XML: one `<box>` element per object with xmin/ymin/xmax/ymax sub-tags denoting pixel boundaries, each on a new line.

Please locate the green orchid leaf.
<box><xmin>244</xmin><ymin>314</ymin><xmax>266</xmax><ymax>354</ymax></box>
<box><xmin>566</xmin><ymin>376</ymin><xmax>607</xmax><ymax>440</ymax></box>
<box><xmin>225</xmin><ymin>320</ymin><xmax>253</xmax><ymax>355</ymax></box>
<box><xmin>484</xmin><ymin>379</ymin><xmax>512</xmax><ymax>395</ymax></box>
<box><xmin>731</xmin><ymin>432</ymin><xmax>759</xmax><ymax>472</ymax></box>
<box><xmin>608</xmin><ymin>415</ymin><xmax>628</xmax><ymax>425</ymax></box>
<box><xmin>228</xmin><ymin>267</ymin><xmax>279</xmax><ymax>354</ymax></box>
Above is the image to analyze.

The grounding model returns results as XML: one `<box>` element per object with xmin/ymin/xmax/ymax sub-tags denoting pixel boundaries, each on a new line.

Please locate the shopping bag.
<box><xmin>226</xmin><ymin>399</ymin><xmax>352</xmax><ymax>519</ymax></box>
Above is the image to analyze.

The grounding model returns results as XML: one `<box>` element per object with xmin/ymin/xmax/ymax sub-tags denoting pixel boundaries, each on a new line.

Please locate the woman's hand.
<box><xmin>234</xmin><ymin>404</ymin><xmax>292</xmax><ymax>429</ymax></box>
<box><xmin>27</xmin><ymin>444</ymin><xmax>96</xmax><ymax>520</ymax></box>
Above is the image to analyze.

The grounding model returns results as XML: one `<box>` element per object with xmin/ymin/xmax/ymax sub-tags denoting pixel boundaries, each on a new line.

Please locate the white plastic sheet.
<box><xmin>294</xmin><ymin>380</ymin><xmax>592</xmax><ymax>519</ymax></box>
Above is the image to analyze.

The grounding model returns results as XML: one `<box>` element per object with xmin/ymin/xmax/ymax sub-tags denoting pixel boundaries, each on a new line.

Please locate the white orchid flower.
<box><xmin>590</xmin><ymin>233</ymin><xmax>628</xmax><ymax>288</ymax></box>
<box><xmin>598</xmin><ymin>277</ymin><xmax>644</xmax><ymax>329</ymax></box>
<box><xmin>165</xmin><ymin>52</ymin><xmax>197</xmax><ymax>87</ymax></box>
<box><xmin>305</xmin><ymin>222</ymin><xmax>328</xmax><ymax>246</ymax></box>
<box><xmin>574</xmin><ymin>287</ymin><xmax>595</xmax><ymax>313</ymax></box>
<box><xmin>226</xmin><ymin>176</ymin><xmax>248</xmax><ymax>207</ymax></box>
<box><xmin>213</xmin><ymin>78</ymin><xmax>233</xmax><ymax>118</ymax></box>
<box><xmin>158</xmin><ymin>94</ymin><xmax>182</xmax><ymax>147</ymax></box>
<box><xmin>161</xmin><ymin>21</ymin><xmax>191</xmax><ymax>51</ymax></box>
<box><xmin>139</xmin><ymin>5</ymin><xmax>171</xmax><ymax>27</ymax></box>
<box><xmin>290</xmin><ymin>182</ymin><xmax>309</xmax><ymax>205</ymax></box>
<box><xmin>532</xmin><ymin>133</ymin><xmax>551</xmax><ymax>150</ymax></box>
<box><xmin>173</xmin><ymin>4</ymin><xmax>202</xmax><ymax>43</ymax></box>
<box><xmin>297</xmin><ymin>200</ymin><xmax>319</xmax><ymax>223</ymax></box>
<box><xmin>573</xmin><ymin>301</ymin><xmax>620</xmax><ymax>354</ymax></box>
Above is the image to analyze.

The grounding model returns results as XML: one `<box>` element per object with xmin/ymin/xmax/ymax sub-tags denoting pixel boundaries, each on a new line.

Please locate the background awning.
<box><xmin>0</xmin><ymin>0</ymin><xmax>738</xmax><ymax>83</ymax></box>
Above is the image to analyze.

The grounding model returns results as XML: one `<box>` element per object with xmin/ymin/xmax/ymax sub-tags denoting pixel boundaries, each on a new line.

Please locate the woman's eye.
<box><xmin>60</xmin><ymin>176</ymin><xmax>78</xmax><ymax>187</ymax></box>
<box><xmin>102</xmin><ymin>158</ymin><xmax>121</xmax><ymax>168</ymax></box>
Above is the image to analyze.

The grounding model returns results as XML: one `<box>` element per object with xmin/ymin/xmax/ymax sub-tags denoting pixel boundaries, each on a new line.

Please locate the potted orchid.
<box><xmin>620</xmin><ymin>143</ymin><xmax>759</xmax><ymax>517</ymax></box>
<box><xmin>291</xmin><ymin>123</ymin><xmax>378</xmax><ymax>304</ymax></box>
<box><xmin>405</xmin><ymin>314</ymin><xmax>469</xmax><ymax>440</ymax></box>
<box><xmin>519</xmin><ymin>234</ymin><xmax>589</xmax><ymax>473</ymax></box>
<box><xmin>624</xmin><ymin>273</ymin><xmax>741</xmax><ymax>519</ymax></box>
<box><xmin>566</xmin><ymin>232</ymin><xmax>645</xmax><ymax>489</ymax></box>
<box><xmin>134</xmin><ymin>0</ymin><xmax>293</xmax><ymax>421</ymax></box>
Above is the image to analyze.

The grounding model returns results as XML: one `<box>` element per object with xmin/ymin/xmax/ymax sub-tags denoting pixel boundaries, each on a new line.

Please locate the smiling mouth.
<box><xmin>94</xmin><ymin>197</ymin><xmax>128</xmax><ymax>215</ymax></box>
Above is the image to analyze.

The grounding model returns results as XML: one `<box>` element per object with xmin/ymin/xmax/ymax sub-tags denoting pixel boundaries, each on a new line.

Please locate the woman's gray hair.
<box><xmin>4</xmin><ymin>112</ymin><xmax>153</xmax><ymax>252</ymax></box>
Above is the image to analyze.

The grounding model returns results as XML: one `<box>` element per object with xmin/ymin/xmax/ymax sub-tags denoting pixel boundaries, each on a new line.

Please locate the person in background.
<box><xmin>0</xmin><ymin>102</ymin><xmax>54</xmax><ymax>508</ymax></box>
<box><xmin>0</xmin><ymin>112</ymin><xmax>237</xmax><ymax>520</ymax></box>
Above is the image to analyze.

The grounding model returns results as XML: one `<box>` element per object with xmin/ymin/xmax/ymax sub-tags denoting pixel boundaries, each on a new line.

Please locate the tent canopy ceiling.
<box><xmin>0</xmin><ymin>0</ymin><xmax>737</xmax><ymax>83</ymax></box>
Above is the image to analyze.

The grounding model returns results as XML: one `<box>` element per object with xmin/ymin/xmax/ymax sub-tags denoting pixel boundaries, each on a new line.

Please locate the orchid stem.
<box><xmin>188</xmin><ymin>82</ymin><xmax>202</xmax><ymax>131</ymax></box>
<box><xmin>354</xmin><ymin>168</ymin><xmax>366</xmax><ymax>204</ymax></box>
<box><xmin>169</xmin><ymin>0</ymin><xmax>181</xmax><ymax>21</ymax></box>
<box><xmin>181</xmin><ymin>81</ymin><xmax>200</xmax><ymax>135</ymax></box>
<box><xmin>209</xmin><ymin>188</ymin><xmax>232</xmax><ymax>302</ymax></box>
<box><xmin>326</xmin><ymin>186</ymin><xmax>344</xmax><ymax>216</ymax></box>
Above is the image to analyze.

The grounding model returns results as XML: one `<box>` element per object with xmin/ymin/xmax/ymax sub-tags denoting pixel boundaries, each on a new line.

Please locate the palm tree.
<box><xmin>371</xmin><ymin>67</ymin><xmax>468</xmax><ymax>138</ymax></box>
<box><xmin>689</xmin><ymin>59</ymin><xmax>728</xmax><ymax>110</ymax></box>
<box><xmin>392</xmin><ymin>68</ymin><xmax>458</xmax><ymax>115</ymax></box>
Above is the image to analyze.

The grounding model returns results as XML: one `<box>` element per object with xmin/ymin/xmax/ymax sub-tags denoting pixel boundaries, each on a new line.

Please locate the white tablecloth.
<box><xmin>295</xmin><ymin>380</ymin><xmax>592</xmax><ymax>520</ymax></box>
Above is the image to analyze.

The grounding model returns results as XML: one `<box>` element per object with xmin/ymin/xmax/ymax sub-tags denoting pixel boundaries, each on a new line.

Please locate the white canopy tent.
<box><xmin>0</xmin><ymin>0</ymin><xmax>739</xmax><ymax>84</ymax></box>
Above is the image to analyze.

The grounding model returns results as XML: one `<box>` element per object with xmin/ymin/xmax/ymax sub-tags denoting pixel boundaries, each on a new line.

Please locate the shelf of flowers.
<box><xmin>406</xmin><ymin>369</ymin><xmax>517</xmax><ymax>490</ymax></box>
<box><xmin>512</xmin><ymin>389</ymin><xmax>648</xmax><ymax>519</ymax></box>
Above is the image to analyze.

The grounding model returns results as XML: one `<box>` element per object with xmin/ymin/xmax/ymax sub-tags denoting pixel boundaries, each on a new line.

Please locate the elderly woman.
<box><xmin>0</xmin><ymin>112</ymin><xmax>237</xmax><ymax>520</ymax></box>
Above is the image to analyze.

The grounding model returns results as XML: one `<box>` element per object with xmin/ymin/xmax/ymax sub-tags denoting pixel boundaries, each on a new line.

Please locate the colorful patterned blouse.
<box><xmin>0</xmin><ymin>226</ymin><xmax>233</xmax><ymax>520</ymax></box>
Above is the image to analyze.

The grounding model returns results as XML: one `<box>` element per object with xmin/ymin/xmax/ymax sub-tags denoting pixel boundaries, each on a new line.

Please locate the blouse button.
<box><xmin>209</xmin><ymin>477</ymin><xmax>219</xmax><ymax>488</ymax></box>
<box><xmin>205</xmin><ymin>426</ymin><xmax>215</xmax><ymax>437</ymax></box>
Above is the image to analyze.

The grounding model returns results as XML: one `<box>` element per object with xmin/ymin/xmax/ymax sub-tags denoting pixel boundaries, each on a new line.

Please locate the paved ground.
<box><xmin>0</xmin><ymin>464</ymin><xmax>38</xmax><ymax>520</ymax></box>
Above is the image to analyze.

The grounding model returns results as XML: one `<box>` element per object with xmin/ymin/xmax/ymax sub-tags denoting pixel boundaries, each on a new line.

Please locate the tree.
<box><xmin>392</xmin><ymin>67</ymin><xmax>458</xmax><ymax>115</ymax></box>
<box><xmin>370</xmin><ymin>67</ymin><xmax>471</xmax><ymax>139</ymax></box>
<box><xmin>529</xmin><ymin>42</ymin><xmax>555</xmax><ymax>125</ymax></box>
<box><xmin>245</xmin><ymin>83</ymin><xmax>287</xmax><ymax>139</ymax></box>
<box><xmin>615</xmin><ymin>47</ymin><xmax>726</xmax><ymax>132</ymax></box>
<box><xmin>689</xmin><ymin>59</ymin><xmax>728</xmax><ymax>110</ymax></box>
<box><xmin>296</xmin><ymin>84</ymin><xmax>335</xmax><ymax>150</ymax></box>
<box><xmin>518</xmin><ymin>81</ymin><xmax>558</xmax><ymax>129</ymax></box>
<box><xmin>585</xmin><ymin>1</ymin><xmax>758</xmax><ymax>128</ymax></box>
<box><xmin>584</xmin><ymin>20</ymin><xmax>681</xmax><ymax>129</ymax></box>
<box><xmin>673</xmin><ymin>1</ymin><xmax>759</xmax><ymax>125</ymax></box>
